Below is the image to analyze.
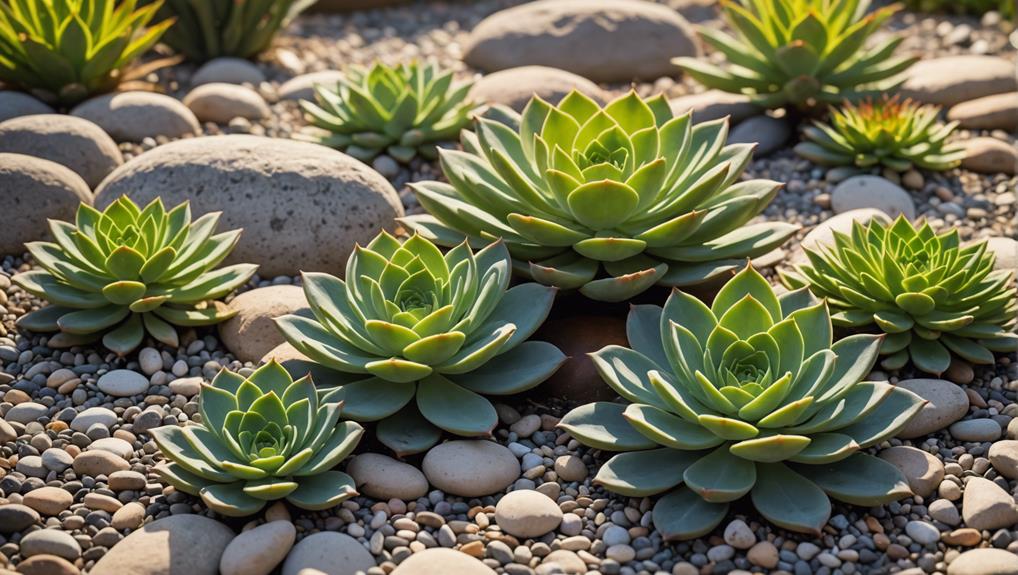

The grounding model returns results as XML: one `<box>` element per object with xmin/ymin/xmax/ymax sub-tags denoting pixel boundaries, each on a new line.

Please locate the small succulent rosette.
<box><xmin>14</xmin><ymin>197</ymin><xmax>257</xmax><ymax>355</ymax></box>
<box><xmin>782</xmin><ymin>216</ymin><xmax>1018</xmax><ymax>375</ymax></box>
<box><xmin>559</xmin><ymin>266</ymin><xmax>926</xmax><ymax>539</ymax></box>
<box><xmin>152</xmin><ymin>361</ymin><xmax>363</xmax><ymax>516</ymax></box>
<box><xmin>673</xmin><ymin>0</ymin><xmax>916</xmax><ymax>110</ymax></box>
<box><xmin>299</xmin><ymin>60</ymin><xmax>477</xmax><ymax>163</ymax></box>
<box><xmin>275</xmin><ymin>231</ymin><xmax>565</xmax><ymax>455</ymax></box>
<box><xmin>401</xmin><ymin>89</ymin><xmax>797</xmax><ymax>302</ymax></box>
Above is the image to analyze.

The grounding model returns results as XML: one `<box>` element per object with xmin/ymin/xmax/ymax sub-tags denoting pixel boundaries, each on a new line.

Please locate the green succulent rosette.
<box><xmin>559</xmin><ymin>266</ymin><xmax>925</xmax><ymax>539</ymax></box>
<box><xmin>152</xmin><ymin>361</ymin><xmax>363</xmax><ymax>516</ymax></box>
<box><xmin>673</xmin><ymin>0</ymin><xmax>917</xmax><ymax>111</ymax></box>
<box><xmin>14</xmin><ymin>197</ymin><xmax>257</xmax><ymax>355</ymax></box>
<box><xmin>275</xmin><ymin>231</ymin><xmax>565</xmax><ymax>455</ymax></box>
<box><xmin>782</xmin><ymin>216</ymin><xmax>1018</xmax><ymax>375</ymax></box>
<box><xmin>299</xmin><ymin>60</ymin><xmax>477</xmax><ymax>164</ymax></box>
<box><xmin>0</xmin><ymin>0</ymin><xmax>174</xmax><ymax>105</ymax></box>
<box><xmin>795</xmin><ymin>96</ymin><xmax>966</xmax><ymax>173</ymax></box>
<box><xmin>400</xmin><ymin>89</ymin><xmax>797</xmax><ymax>302</ymax></box>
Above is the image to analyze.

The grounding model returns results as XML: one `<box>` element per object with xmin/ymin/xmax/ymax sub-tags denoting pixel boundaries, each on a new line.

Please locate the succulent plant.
<box><xmin>13</xmin><ymin>197</ymin><xmax>257</xmax><ymax>355</ymax></box>
<box><xmin>151</xmin><ymin>361</ymin><xmax>363</xmax><ymax>516</ymax></box>
<box><xmin>299</xmin><ymin>61</ymin><xmax>477</xmax><ymax>164</ymax></box>
<box><xmin>274</xmin><ymin>231</ymin><xmax>565</xmax><ymax>455</ymax></box>
<box><xmin>399</xmin><ymin>90</ymin><xmax>797</xmax><ymax>302</ymax></box>
<box><xmin>0</xmin><ymin>0</ymin><xmax>174</xmax><ymax>105</ymax></box>
<box><xmin>559</xmin><ymin>265</ymin><xmax>925</xmax><ymax>539</ymax></box>
<box><xmin>795</xmin><ymin>96</ymin><xmax>966</xmax><ymax>173</ymax></box>
<box><xmin>148</xmin><ymin>0</ymin><xmax>315</xmax><ymax>62</ymax></box>
<box><xmin>782</xmin><ymin>217</ymin><xmax>1017</xmax><ymax>375</ymax></box>
<box><xmin>673</xmin><ymin>0</ymin><xmax>917</xmax><ymax>111</ymax></box>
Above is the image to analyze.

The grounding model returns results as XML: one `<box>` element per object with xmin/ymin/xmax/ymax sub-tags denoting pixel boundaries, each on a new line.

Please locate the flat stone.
<box><xmin>422</xmin><ymin>440</ymin><xmax>520</xmax><ymax>498</ymax></box>
<box><xmin>947</xmin><ymin>548</ymin><xmax>1018</xmax><ymax>575</ymax></box>
<box><xmin>111</xmin><ymin>502</ymin><xmax>146</xmax><ymax>530</ymax></box>
<box><xmin>71</xmin><ymin>92</ymin><xmax>200</xmax><ymax>142</ymax></box>
<box><xmin>88</xmin><ymin>437</ymin><xmax>134</xmax><ymax>459</ymax></box>
<box><xmin>669</xmin><ymin>90</ymin><xmax>761</xmax><ymax>124</ymax></box>
<box><xmin>464</xmin><ymin>0</ymin><xmax>700</xmax><ymax>83</ymax></box>
<box><xmin>72</xmin><ymin>450</ymin><xmax>130</xmax><ymax>477</ymax></box>
<box><xmin>943</xmin><ymin>528</ymin><xmax>982</xmax><ymax>547</ymax></box>
<box><xmin>0</xmin><ymin>114</ymin><xmax>122</xmax><ymax>188</ymax></box>
<box><xmin>94</xmin><ymin>135</ymin><xmax>404</xmax><ymax>277</ymax></box>
<box><xmin>218</xmin><ymin>285</ymin><xmax>309</xmax><ymax>362</ymax></box>
<box><xmin>192</xmin><ymin>58</ymin><xmax>267</xmax><ymax>87</ymax></box>
<box><xmin>97</xmin><ymin>370</ymin><xmax>149</xmax><ymax>397</ymax></box>
<box><xmin>220</xmin><ymin>520</ymin><xmax>295</xmax><ymax>575</ymax></box>
<box><xmin>41</xmin><ymin>448</ymin><xmax>73</xmax><ymax>472</ymax></box>
<box><xmin>0</xmin><ymin>153</ymin><xmax>91</xmax><ymax>256</ymax></box>
<box><xmin>23</xmin><ymin>486</ymin><xmax>74</xmax><ymax>515</ymax></box>
<box><xmin>540</xmin><ymin>549</ymin><xmax>587</xmax><ymax>574</ymax></box>
<box><xmin>961</xmin><ymin>476</ymin><xmax>1018</xmax><ymax>531</ymax></box>
<box><xmin>14</xmin><ymin>555</ymin><xmax>80</xmax><ymax>575</ymax></box>
<box><xmin>89</xmin><ymin>515</ymin><xmax>235</xmax><ymax>575</ymax></box>
<box><xmin>901</xmin><ymin>56</ymin><xmax>1017</xmax><ymax>107</ymax></box>
<box><xmin>184</xmin><ymin>83</ymin><xmax>270</xmax><ymax>123</ymax></box>
<box><xmin>831</xmin><ymin>175</ymin><xmax>916</xmax><ymax>219</ymax></box>
<box><xmin>347</xmin><ymin>453</ymin><xmax>429</xmax><ymax>501</ymax></box>
<box><xmin>281</xmin><ymin>532</ymin><xmax>374</xmax><ymax>575</ymax></box>
<box><xmin>168</xmin><ymin>377</ymin><xmax>202</xmax><ymax>397</ymax></box>
<box><xmin>896</xmin><ymin>379</ymin><xmax>970</xmax><ymax>438</ymax></box>
<box><xmin>278</xmin><ymin>70</ymin><xmax>346</xmax><ymax>102</ymax></box>
<box><xmin>20</xmin><ymin>529</ymin><xmax>81</xmax><ymax>560</ymax></box>
<box><xmin>467</xmin><ymin>66</ymin><xmax>608</xmax><ymax>112</ymax></box>
<box><xmin>0</xmin><ymin>91</ymin><xmax>54</xmax><ymax>123</ymax></box>
<box><xmin>947</xmin><ymin>92</ymin><xmax>1018</xmax><ymax>130</ymax></box>
<box><xmin>84</xmin><ymin>492</ymin><xmax>123</xmax><ymax>513</ymax></box>
<box><xmin>728</xmin><ymin>115</ymin><xmax>791</xmax><ymax>157</ymax></box>
<box><xmin>5</xmin><ymin>401</ymin><xmax>48</xmax><ymax>424</ymax></box>
<box><xmin>391</xmin><ymin>548</ymin><xmax>496</xmax><ymax>575</ymax></box>
<box><xmin>0</xmin><ymin>504</ymin><xmax>40</xmax><ymax>533</ymax></box>
<box><xmin>494</xmin><ymin>490</ymin><xmax>563</xmax><ymax>538</ymax></box>
<box><xmin>984</xmin><ymin>237</ymin><xmax>1018</xmax><ymax>273</ymax></box>
<box><xmin>989</xmin><ymin>440</ymin><xmax>1018</xmax><ymax>479</ymax></box>
<box><xmin>930</xmin><ymin>498</ymin><xmax>961</xmax><ymax>526</ymax></box>
<box><xmin>554</xmin><ymin>455</ymin><xmax>587</xmax><ymax>482</ymax></box>
<box><xmin>17</xmin><ymin>455</ymin><xmax>47</xmax><ymax>478</ymax></box>
<box><xmin>878</xmin><ymin>446</ymin><xmax>944</xmax><ymax>498</ymax></box>
<box><xmin>70</xmin><ymin>407</ymin><xmax>118</xmax><ymax>432</ymax></box>
<box><xmin>905</xmin><ymin>520</ymin><xmax>940</xmax><ymax>545</ymax></box>
<box><xmin>960</xmin><ymin>137</ymin><xmax>1017</xmax><ymax>175</ymax></box>
<box><xmin>950</xmin><ymin>418</ymin><xmax>1002</xmax><ymax>442</ymax></box>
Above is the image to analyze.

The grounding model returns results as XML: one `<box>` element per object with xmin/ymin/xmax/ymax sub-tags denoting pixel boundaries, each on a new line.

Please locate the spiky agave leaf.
<box><xmin>0</xmin><ymin>0</ymin><xmax>174</xmax><ymax>105</ymax></box>
<box><xmin>274</xmin><ymin>231</ymin><xmax>566</xmax><ymax>455</ymax></box>
<box><xmin>298</xmin><ymin>60</ymin><xmax>478</xmax><ymax>164</ymax></box>
<box><xmin>559</xmin><ymin>265</ymin><xmax>925</xmax><ymax>539</ymax></box>
<box><xmin>782</xmin><ymin>216</ymin><xmax>1018</xmax><ymax>375</ymax></box>
<box><xmin>399</xmin><ymin>89</ymin><xmax>798</xmax><ymax>302</ymax></box>
<box><xmin>673</xmin><ymin>0</ymin><xmax>917</xmax><ymax>111</ymax></box>
<box><xmin>13</xmin><ymin>196</ymin><xmax>257</xmax><ymax>355</ymax></box>
<box><xmin>151</xmin><ymin>361</ymin><xmax>362</xmax><ymax>516</ymax></box>
<box><xmin>795</xmin><ymin>96</ymin><xmax>966</xmax><ymax>173</ymax></box>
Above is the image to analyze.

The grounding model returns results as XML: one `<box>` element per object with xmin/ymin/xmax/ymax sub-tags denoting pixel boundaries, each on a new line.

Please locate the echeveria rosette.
<box><xmin>782</xmin><ymin>217</ymin><xmax>1018</xmax><ymax>375</ymax></box>
<box><xmin>673</xmin><ymin>0</ymin><xmax>917</xmax><ymax>111</ymax></box>
<box><xmin>274</xmin><ymin>231</ymin><xmax>565</xmax><ymax>456</ymax></box>
<box><xmin>13</xmin><ymin>197</ymin><xmax>257</xmax><ymax>355</ymax></box>
<box><xmin>0</xmin><ymin>0</ymin><xmax>173</xmax><ymax>105</ymax></box>
<box><xmin>559</xmin><ymin>266</ymin><xmax>926</xmax><ymax>539</ymax></box>
<box><xmin>151</xmin><ymin>361</ymin><xmax>363</xmax><ymax>516</ymax></box>
<box><xmin>400</xmin><ymin>89</ymin><xmax>798</xmax><ymax>303</ymax></box>
<box><xmin>795</xmin><ymin>96</ymin><xmax>966</xmax><ymax>173</ymax></box>
<box><xmin>299</xmin><ymin>60</ymin><xmax>477</xmax><ymax>164</ymax></box>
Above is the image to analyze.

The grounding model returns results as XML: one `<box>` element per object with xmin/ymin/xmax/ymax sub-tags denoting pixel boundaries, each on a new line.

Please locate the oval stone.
<box><xmin>97</xmin><ymin>370</ymin><xmax>150</xmax><ymax>397</ymax></box>
<box><xmin>347</xmin><ymin>453</ymin><xmax>430</xmax><ymax>501</ymax></box>
<box><xmin>219</xmin><ymin>520</ymin><xmax>295</xmax><ymax>575</ymax></box>
<box><xmin>218</xmin><ymin>285</ymin><xmax>310</xmax><ymax>362</ymax></box>
<box><xmin>71</xmin><ymin>92</ymin><xmax>200</xmax><ymax>142</ymax></box>
<box><xmin>494</xmin><ymin>490</ymin><xmax>563</xmax><ymax>538</ymax></box>
<box><xmin>391</xmin><ymin>548</ymin><xmax>496</xmax><ymax>575</ymax></box>
<box><xmin>281</xmin><ymin>532</ymin><xmax>374</xmax><ymax>575</ymax></box>
<box><xmin>468</xmin><ymin>66</ymin><xmax>608</xmax><ymax>112</ymax></box>
<box><xmin>422</xmin><ymin>440</ymin><xmax>519</xmax><ymax>497</ymax></box>
<box><xmin>0</xmin><ymin>91</ymin><xmax>54</xmax><ymax>123</ymax></box>
<box><xmin>0</xmin><ymin>153</ymin><xmax>91</xmax><ymax>256</ymax></box>
<box><xmin>89</xmin><ymin>515</ymin><xmax>235</xmax><ymax>575</ymax></box>
<box><xmin>896</xmin><ymin>379</ymin><xmax>969</xmax><ymax>439</ymax></box>
<box><xmin>0</xmin><ymin>114</ymin><xmax>122</xmax><ymax>188</ymax></box>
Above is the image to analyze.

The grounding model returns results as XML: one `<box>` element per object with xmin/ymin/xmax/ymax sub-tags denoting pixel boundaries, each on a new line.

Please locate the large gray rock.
<box><xmin>468</xmin><ymin>66</ymin><xmax>608</xmax><ymax>112</ymax></box>
<box><xmin>94</xmin><ymin>135</ymin><xmax>404</xmax><ymax>277</ymax></box>
<box><xmin>71</xmin><ymin>91</ymin><xmax>200</xmax><ymax>142</ymax></box>
<box><xmin>948</xmin><ymin>548</ymin><xmax>1018</xmax><ymax>575</ymax></box>
<box><xmin>901</xmin><ymin>56</ymin><xmax>1017</xmax><ymax>107</ymax></box>
<box><xmin>464</xmin><ymin>0</ymin><xmax>700</xmax><ymax>83</ymax></box>
<box><xmin>0</xmin><ymin>114</ymin><xmax>122</xmax><ymax>188</ymax></box>
<box><xmin>281</xmin><ymin>532</ymin><xmax>374</xmax><ymax>575</ymax></box>
<box><xmin>89</xmin><ymin>515</ymin><xmax>235</xmax><ymax>575</ymax></box>
<box><xmin>0</xmin><ymin>153</ymin><xmax>91</xmax><ymax>255</ymax></box>
<box><xmin>0</xmin><ymin>91</ymin><xmax>54</xmax><ymax>123</ymax></box>
<box><xmin>669</xmin><ymin>90</ymin><xmax>761</xmax><ymax>124</ymax></box>
<box><xmin>391</xmin><ymin>548</ymin><xmax>496</xmax><ymax>575</ymax></box>
<box><xmin>422</xmin><ymin>440</ymin><xmax>519</xmax><ymax>497</ymax></box>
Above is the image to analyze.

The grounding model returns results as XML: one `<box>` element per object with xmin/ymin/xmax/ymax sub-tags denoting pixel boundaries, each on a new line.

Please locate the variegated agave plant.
<box><xmin>401</xmin><ymin>90</ymin><xmax>797</xmax><ymax>302</ymax></box>
<box><xmin>782</xmin><ymin>217</ymin><xmax>1017</xmax><ymax>375</ymax></box>
<box><xmin>560</xmin><ymin>266</ymin><xmax>925</xmax><ymax>539</ymax></box>
<box><xmin>275</xmin><ymin>232</ymin><xmax>565</xmax><ymax>455</ymax></box>
<box><xmin>14</xmin><ymin>197</ymin><xmax>257</xmax><ymax>355</ymax></box>
<box><xmin>152</xmin><ymin>361</ymin><xmax>363</xmax><ymax>516</ymax></box>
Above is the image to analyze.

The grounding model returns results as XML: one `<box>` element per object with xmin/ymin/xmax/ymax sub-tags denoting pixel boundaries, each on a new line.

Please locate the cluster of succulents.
<box><xmin>299</xmin><ymin>61</ymin><xmax>477</xmax><ymax>163</ymax></box>
<box><xmin>152</xmin><ymin>361</ymin><xmax>363</xmax><ymax>516</ymax></box>
<box><xmin>274</xmin><ymin>232</ymin><xmax>565</xmax><ymax>455</ymax></box>
<box><xmin>782</xmin><ymin>217</ymin><xmax>1017</xmax><ymax>375</ymax></box>
<box><xmin>146</xmin><ymin>0</ymin><xmax>315</xmax><ymax>61</ymax></box>
<box><xmin>401</xmin><ymin>90</ymin><xmax>798</xmax><ymax>302</ymax></box>
<box><xmin>14</xmin><ymin>197</ymin><xmax>257</xmax><ymax>355</ymax></box>
<box><xmin>795</xmin><ymin>96</ymin><xmax>966</xmax><ymax>173</ymax></box>
<box><xmin>559</xmin><ymin>266</ymin><xmax>926</xmax><ymax>539</ymax></box>
<box><xmin>0</xmin><ymin>0</ymin><xmax>174</xmax><ymax>105</ymax></box>
<box><xmin>673</xmin><ymin>0</ymin><xmax>917</xmax><ymax>111</ymax></box>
